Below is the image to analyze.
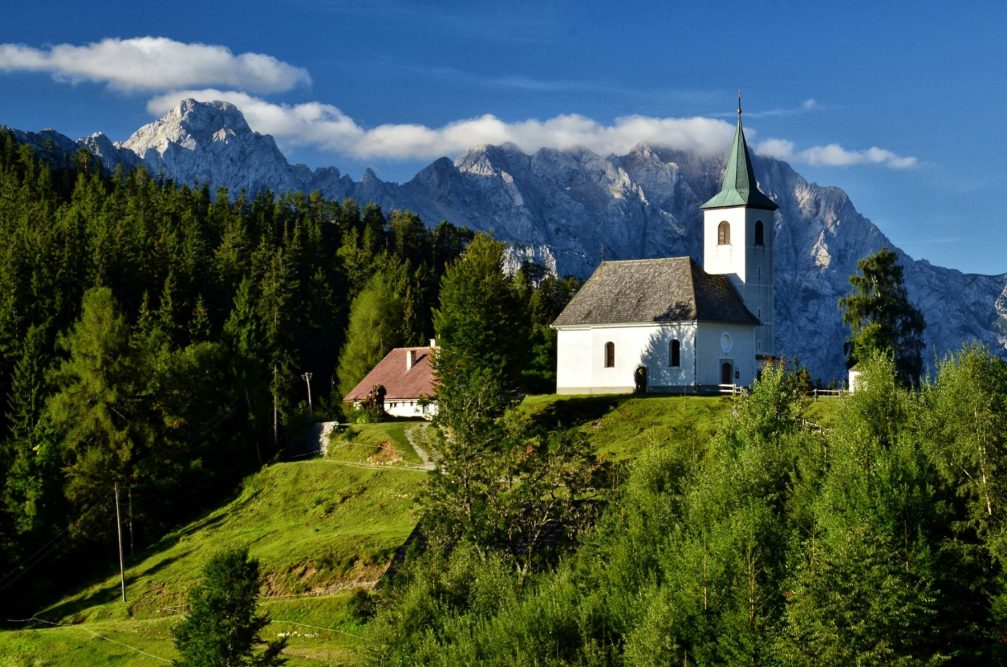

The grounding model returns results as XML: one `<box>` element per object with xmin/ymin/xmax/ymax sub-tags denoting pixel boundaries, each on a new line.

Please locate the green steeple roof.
<box><xmin>701</xmin><ymin>104</ymin><xmax>778</xmax><ymax>211</ymax></box>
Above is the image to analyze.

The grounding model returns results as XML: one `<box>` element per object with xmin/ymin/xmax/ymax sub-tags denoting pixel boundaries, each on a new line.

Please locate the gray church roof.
<box><xmin>552</xmin><ymin>257</ymin><xmax>759</xmax><ymax>327</ymax></box>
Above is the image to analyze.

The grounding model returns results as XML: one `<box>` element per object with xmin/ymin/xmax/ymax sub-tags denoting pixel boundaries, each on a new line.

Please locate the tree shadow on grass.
<box><xmin>33</xmin><ymin>486</ymin><xmax>267</xmax><ymax>625</ymax></box>
<box><xmin>526</xmin><ymin>395</ymin><xmax>627</xmax><ymax>432</ymax></box>
<box><xmin>41</xmin><ymin>548</ymin><xmax>195</xmax><ymax>622</ymax></box>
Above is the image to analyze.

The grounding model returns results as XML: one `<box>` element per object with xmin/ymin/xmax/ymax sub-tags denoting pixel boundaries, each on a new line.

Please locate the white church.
<box><xmin>553</xmin><ymin>102</ymin><xmax>777</xmax><ymax>394</ymax></box>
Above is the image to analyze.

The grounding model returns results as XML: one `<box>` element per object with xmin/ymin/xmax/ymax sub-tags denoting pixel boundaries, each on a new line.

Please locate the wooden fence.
<box><xmin>809</xmin><ymin>388</ymin><xmax>846</xmax><ymax>399</ymax></box>
<box><xmin>716</xmin><ymin>385</ymin><xmax>847</xmax><ymax>398</ymax></box>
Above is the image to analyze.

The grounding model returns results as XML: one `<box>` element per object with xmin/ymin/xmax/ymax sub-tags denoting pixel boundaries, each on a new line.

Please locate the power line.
<box><xmin>0</xmin><ymin>528</ymin><xmax>69</xmax><ymax>592</ymax></box>
<box><xmin>5</xmin><ymin>616</ymin><xmax>171</xmax><ymax>663</ymax></box>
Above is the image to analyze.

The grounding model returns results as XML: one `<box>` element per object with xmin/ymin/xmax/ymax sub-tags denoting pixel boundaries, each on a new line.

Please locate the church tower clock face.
<box><xmin>720</xmin><ymin>332</ymin><xmax>733</xmax><ymax>353</ymax></box>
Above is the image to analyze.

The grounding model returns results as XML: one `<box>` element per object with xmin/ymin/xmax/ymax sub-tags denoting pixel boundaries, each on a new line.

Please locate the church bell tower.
<box><xmin>700</xmin><ymin>95</ymin><xmax>778</xmax><ymax>360</ymax></box>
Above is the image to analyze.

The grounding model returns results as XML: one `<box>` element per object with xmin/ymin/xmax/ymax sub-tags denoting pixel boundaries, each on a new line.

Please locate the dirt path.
<box><xmin>405</xmin><ymin>424</ymin><xmax>436</xmax><ymax>471</ymax></box>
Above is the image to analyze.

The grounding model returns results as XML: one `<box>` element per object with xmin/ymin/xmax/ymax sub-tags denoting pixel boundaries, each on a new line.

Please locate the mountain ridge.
<box><xmin>9</xmin><ymin>99</ymin><xmax>1007</xmax><ymax>381</ymax></box>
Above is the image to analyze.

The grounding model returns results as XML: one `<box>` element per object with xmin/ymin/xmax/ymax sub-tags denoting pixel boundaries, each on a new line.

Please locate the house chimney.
<box><xmin>406</xmin><ymin>349</ymin><xmax>416</xmax><ymax>371</ymax></box>
<box><xmin>429</xmin><ymin>338</ymin><xmax>437</xmax><ymax>349</ymax></box>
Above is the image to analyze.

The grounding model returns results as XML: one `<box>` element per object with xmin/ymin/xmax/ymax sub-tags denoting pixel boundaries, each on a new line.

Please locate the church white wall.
<box><xmin>556</xmin><ymin>323</ymin><xmax>698</xmax><ymax>394</ymax></box>
<box><xmin>556</xmin><ymin>328</ymin><xmax>596</xmax><ymax>391</ymax></box>
<box><xmin>695</xmin><ymin>323</ymin><xmax>758</xmax><ymax>386</ymax></box>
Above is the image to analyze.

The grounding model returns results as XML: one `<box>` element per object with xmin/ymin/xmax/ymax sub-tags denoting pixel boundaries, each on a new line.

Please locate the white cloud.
<box><xmin>802</xmin><ymin>98</ymin><xmax>818</xmax><ymax>110</ymax></box>
<box><xmin>0</xmin><ymin>37</ymin><xmax>310</xmax><ymax>93</ymax></box>
<box><xmin>149</xmin><ymin>89</ymin><xmax>736</xmax><ymax>160</ymax></box>
<box><xmin>756</xmin><ymin>138</ymin><xmax>917</xmax><ymax>169</ymax></box>
<box><xmin>149</xmin><ymin>88</ymin><xmax>915</xmax><ymax>169</ymax></box>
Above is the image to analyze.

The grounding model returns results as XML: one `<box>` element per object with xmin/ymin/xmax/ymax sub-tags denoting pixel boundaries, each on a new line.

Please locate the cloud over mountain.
<box><xmin>147</xmin><ymin>88</ymin><xmax>740</xmax><ymax>160</ymax></box>
<box><xmin>148</xmin><ymin>88</ymin><xmax>917</xmax><ymax>169</ymax></box>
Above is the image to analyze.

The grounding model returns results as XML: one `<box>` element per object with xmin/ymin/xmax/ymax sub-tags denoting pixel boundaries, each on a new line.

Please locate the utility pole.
<box><xmin>127</xmin><ymin>487</ymin><xmax>134</xmax><ymax>557</ymax></box>
<box><xmin>243</xmin><ymin>385</ymin><xmax>262</xmax><ymax>466</ymax></box>
<box><xmin>272</xmin><ymin>363</ymin><xmax>279</xmax><ymax>449</ymax></box>
<box><xmin>302</xmin><ymin>372</ymin><xmax>313</xmax><ymax>417</ymax></box>
<box><xmin>114</xmin><ymin>482</ymin><xmax>126</xmax><ymax>603</ymax></box>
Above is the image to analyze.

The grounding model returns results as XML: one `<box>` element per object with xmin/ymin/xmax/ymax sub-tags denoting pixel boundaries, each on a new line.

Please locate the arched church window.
<box><xmin>755</xmin><ymin>220</ymin><xmax>765</xmax><ymax>246</ymax></box>
<box><xmin>718</xmin><ymin>221</ymin><xmax>730</xmax><ymax>245</ymax></box>
<box><xmin>669</xmin><ymin>339</ymin><xmax>681</xmax><ymax>367</ymax></box>
<box><xmin>604</xmin><ymin>342</ymin><xmax>615</xmax><ymax>368</ymax></box>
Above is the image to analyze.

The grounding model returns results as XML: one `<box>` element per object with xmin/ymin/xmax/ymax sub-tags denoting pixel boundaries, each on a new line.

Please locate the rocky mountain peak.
<box><xmin>119</xmin><ymin>99</ymin><xmax>252</xmax><ymax>158</ymax></box>
<box><xmin>114</xmin><ymin>99</ymin><xmax>303</xmax><ymax>196</ymax></box>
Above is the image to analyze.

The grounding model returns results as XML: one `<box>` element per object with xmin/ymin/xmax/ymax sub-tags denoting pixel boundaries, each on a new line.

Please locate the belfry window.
<box><xmin>718</xmin><ymin>221</ymin><xmax>730</xmax><ymax>245</ymax></box>
<box><xmin>755</xmin><ymin>220</ymin><xmax>765</xmax><ymax>246</ymax></box>
<box><xmin>604</xmin><ymin>342</ymin><xmax>615</xmax><ymax>368</ymax></box>
<box><xmin>669</xmin><ymin>339</ymin><xmax>681</xmax><ymax>367</ymax></box>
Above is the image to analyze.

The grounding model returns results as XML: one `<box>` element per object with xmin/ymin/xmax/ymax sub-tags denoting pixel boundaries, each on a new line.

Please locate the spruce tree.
<box><xmin>425</xmin><ymin>234</ymin><xmax>537</xmax><ymax>553</ymax></box>
<box><xmin>432</xmin><ymin>233</ymin><xmax>529</xmax><ymax>434</ymax></box>
<box><xmin>172</xmin><ymin>546</ymin><xmax>286</xmax><ymax>666</ymax></box>
<box><xmin>48</xmin><ymin>287</ymin><xmax>145</xmax><ymax>540</ymax></box>
<box><xmin>839</xmin><ymin>248</ymin><xmax>925</xmax><ymax>384</ymax></box>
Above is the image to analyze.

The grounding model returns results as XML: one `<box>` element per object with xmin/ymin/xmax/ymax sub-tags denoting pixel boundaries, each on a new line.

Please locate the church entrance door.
<box><xmin>634</xmin><ymin>365</ymin><xmax>648</xmax><ymax>393</ymax></box>
<box><xmin>721</xmin><ymin>361</ymin><xmax>734</xmax><ymax>385</ymax></box>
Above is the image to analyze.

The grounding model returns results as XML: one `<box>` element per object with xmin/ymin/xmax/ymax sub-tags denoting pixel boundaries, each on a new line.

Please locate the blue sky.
<box><xmin>1</xmin><ymin>1</ymin><xmax>1005</xmax><ymax>275</ymax></box>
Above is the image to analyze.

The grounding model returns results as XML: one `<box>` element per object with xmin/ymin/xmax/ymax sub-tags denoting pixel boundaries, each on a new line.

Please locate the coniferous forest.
<box><xmin>0</xmin><ymin>130</ymin><xmax>574</xmax><ymax>610</ymax></box>
<box><xmin>3</xmin><ymin>128</ymin><xmax>1007</xmax><ymax>665</ymax></box>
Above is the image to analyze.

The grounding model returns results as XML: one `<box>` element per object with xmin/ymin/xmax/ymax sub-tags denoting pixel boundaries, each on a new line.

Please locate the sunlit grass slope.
<box><xmin>0</xmin><ymin>448</ymin><xmax>428</xmax><ymax>665</ymax></box>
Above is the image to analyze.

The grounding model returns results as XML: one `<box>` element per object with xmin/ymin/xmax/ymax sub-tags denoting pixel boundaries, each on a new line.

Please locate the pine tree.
<box><xmin>172</xmin><ymin>546</ymin><xmax>286</xmax><ymax>666</ymax></box>
<box><xmin>5</xmin><ymin>323</ymin><xmax>50</xmax><ymax>441</ymax></box>
<box><xmin>432</xmin><ymin>234</ymin><xmax>530</xmax><ymax>434</ymax></box>
<box><xmin>777</xmin><ymin>356</ymin><xmax>944</xmax><ymax>664</ymax></box>
<box><xmin>839</xmin><ymin>248</ymin><xmax>926</xmax><ymax>384</ymax></box>
<box><xmin>424</xmin><ymin>234</ymin><xmax>540</xmax><ymax>555</ymax></box>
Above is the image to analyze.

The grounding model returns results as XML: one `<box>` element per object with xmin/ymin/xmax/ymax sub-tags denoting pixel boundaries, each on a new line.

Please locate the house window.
<box><xmin>604</xmin><ymin>341</ymin><xmax>615</xmax><ymax>368</ymax></box>
<box><xmin>669</xmin><ymin>339</ymin><xmax>681</xmax><ymax>367</ymax></box>
<box><xmin>755</xmin><ymin>220</ymin><xmax>765</xmax><ymax>246</ymax></box>
<box><xmin>718</xmin><ymin>221</ymin><xmax>730</xmax><ymax>245</ymax></box>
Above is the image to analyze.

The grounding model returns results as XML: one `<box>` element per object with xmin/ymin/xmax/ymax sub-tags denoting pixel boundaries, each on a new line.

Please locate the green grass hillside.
<box><xmin>1</xmin><ymin>428</ymin><xmax>429</xmax><ymax>665</ymax></box>
<box><xmin>0</xmin><ymin>395</ymin><xmax>841</xmax><ymax>665</ymax></box>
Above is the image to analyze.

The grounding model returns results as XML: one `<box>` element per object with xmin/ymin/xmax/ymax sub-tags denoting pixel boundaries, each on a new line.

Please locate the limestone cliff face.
<box><xmin>119</xmin><ymin>99</ymin><xmax>308</xmax><ymax>197</ymax></box>
<box><xmin>17</xmin><ymin>100</ymin><xmax>1006</xmax><ymax>381</ymax></box>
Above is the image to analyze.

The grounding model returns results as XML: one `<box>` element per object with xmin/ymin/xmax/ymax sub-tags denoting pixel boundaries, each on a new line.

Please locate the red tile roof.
<box><xmin>342</xmin><ymin>346</ymin><xmax>438</xmax><ymax>402</ymax></box>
